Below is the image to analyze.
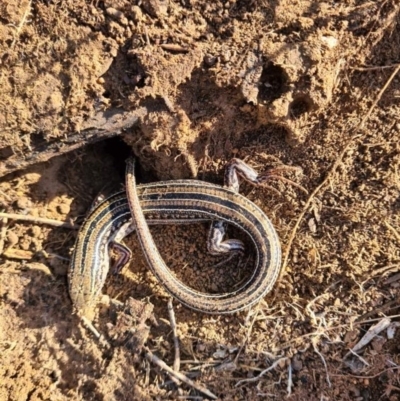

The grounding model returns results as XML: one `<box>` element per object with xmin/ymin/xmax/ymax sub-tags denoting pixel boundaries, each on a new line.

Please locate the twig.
<box><xmin>160</xmin><ymin>44</ymin><xmax>189</xmax><ymax>53</ymax></box>
<box><xmin>384</xmin><ymin>272</ymin><xmax>400</xmax><ymax>285</ymax></box>
<box><xmin>348</xmin><ymin>317</ymin><xmax>391</xmax><ymax>356</ymax></box>
<box><xmin>0</xmin><ymin>217</ymin><xmax>8</xmax><ymax>255</ymax></box>
<box><xmin>234</xmin><ymin>304</ymin><xmax>260</xmax><ymax>364</ymax></box>
<box><xmin>0</xmin><ymin>189</ymin><xmax>12</xmax><ymax>202</ymax></box>
<box><xmin>280</xmin><ymin>133</ymin><xmax>361</xmax><ymax>273</ymax></box>
<box><xmin>10</xmin><ymin>0</ymin><xmax>31</xmax><ymax>48</ymax></box>
<box><xmin>235</xmin><ymin>357</ymin><xmax>288</xmax><ymax>386</ymax></box>
<box><xmin>275</xmin><ymin>313</ymin><xmax>400</xmax><ymax>352</ymax></box>
<box><xmin>346</xmin><ymin>348</ymin><xmax>370</xmax><ymax>367</ymax></box>
<box><xmin>360</xmin><ymin>63</ymin><xmax>400</xmax><ymax>128</ymax></box>
<box><xmin>331</xmin><ymin>366</ymin><xmax>400</xmax><ymax>379</ymax></box>
<box><xmin>167</xmin><ymin>298</ymin><xmax>181</xmax><ymax>388</ymax></box>
<box><xmin>280</xmin><ymin>58</ymin><xmax>400</xmax><ymax>278</ymax></box>
<box><xmin>168</xmin><ymin>299</ymin><xmax>181</xmax><ymax>373</ymax></box>
<box><xmin>144</xmin><ymin>347</ymin><xmax>217</xmax><ymax>400</ymax></box>
<box><xmin>80</xmin><ymin>316</ymin><xmax>111</xmax><ymax>350</ymax></box>
<box><xmin>368</xmin><ymin>263</ymin><xmax>400</xmax><ymax>279</ymax></box>
<box><xmin>312</xmin><ymin>342</ymin><xmax>331</xmax><ymax>387</ymax></box>
<box><xmin>356</xmin><ymin>300</ymin><xmax>400</xmax><ymax>322</ymax></box>
<box><xmin>287</xmin><ymin>362</ymin><xmax>292</xmax><ymax>396</ymax></box>
<box><xmin>0</xmin><ymin>107</ymin><xmax>147</xmax><ymax>178</ymax></box>
<box><xmin>352</xmin><ymin>63</ymin><xmax>400</xmax><ymax>71</ymax></box>
<box><xmin>384</xmin><ymin>221</ymin><xmax>400</xmax><ymax>244</ymax></box>
<box><xmin>370</xmin><ymin>3</ymin><xmax>400</xmax><ymax>47</ymax></box>
<box><xmin>0</xmin><ymin>212</ymin><xmax>78</xmax><ymax>229</ymax></box>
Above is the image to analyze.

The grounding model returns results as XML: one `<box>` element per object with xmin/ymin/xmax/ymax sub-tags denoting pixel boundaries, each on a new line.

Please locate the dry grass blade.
<box><xmin>281</xmin><ymin>60</ymin><xmax>400</xmax><ymax>278</ymax></box>
<box><xmin>352</xmin><ymin>63</ymin><xmax>400</xmax><ymax>71</ymax></box>
<box><xmin>10</xmin><ymin>0</ymin><xmax>31</xmax><ymax>48</ymax></box>
<box><xmin>0</xmin><ymin>212</ymin><xmax>78</xmax><ymax>229</ymax></box>
<box><xmin>360</xmin><ymin>64</ymin><xmax>400</xmax><ymax>128</ymax></box>
<box><xmin>167</xmin><ymin>298</ymin><xmax>181</xmax><ymax>387</ymax></box>
<box><xmin>144</xmin><ymin>347</ymin><xmax>217</xmax><ymax>400</ymax></box>
<box><xmin>235</xmin><ymin>357</ymin><xmax>288</xmax><ymax>387</ymax></box>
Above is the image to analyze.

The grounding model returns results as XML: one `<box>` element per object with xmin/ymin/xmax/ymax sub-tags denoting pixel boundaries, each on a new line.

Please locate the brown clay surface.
<box><xmin>1</xmin><ymin>1</ymin><xmax>400</xmax><ymax>400</ymax></box>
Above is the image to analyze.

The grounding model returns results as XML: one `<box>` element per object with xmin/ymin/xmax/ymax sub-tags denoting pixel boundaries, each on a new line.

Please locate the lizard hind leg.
<box><xmin>109</xmin><ymin>221</ymin><xmax>137</xmax><ymax>274</ymax></box>
<box><xmin>109</xmin><ymin>242</ymin><xmax>132</xmax><ymax>275</ymax></box>
<box><xmin>207</xmin><ymin>220</ymin><xmax>245</xmax><ymax>255</ymax></box>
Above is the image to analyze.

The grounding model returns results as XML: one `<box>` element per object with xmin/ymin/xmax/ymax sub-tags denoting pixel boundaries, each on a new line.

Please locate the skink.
<box><xmin>68</xmin><ymin>159</ymin><xmax>282</xmax><ymax>320</ymax></box>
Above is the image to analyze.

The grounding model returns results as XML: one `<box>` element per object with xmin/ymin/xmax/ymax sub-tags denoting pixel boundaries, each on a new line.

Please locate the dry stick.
<box><xmin>280</xmin><ymin>62</ymin><xmax>400</xmax><ymax>277</ymax></box>
<box><xmin>360</xmin><ymin>63</ymin><xmax>400</xmax><ymax>128</ymax></box>
<box><xmin>0</xmin><ymin>212</ymin><xmax>78</xmax><ymax>229</ymax></box>
<box><xmin>144</xmin><ymin>347</ymin><xmax>217</xmax><ymax>400</ymax></box>
<box><xmin>384</xmin><ymin>220</ymin><xmax>400</xmax><ymax>244</ymax></box>
<box><xmin>235</xmin><ymin>357</ymin><xmax>289</xmax><ymax>387</ymax></box>
<box><xmin>367</xmin><ymin>263</ymin><xmax>400</xmax><ymax>279</ymax></box>
<box><xmin>234</xmin><ymin>304</ymin><xmax>260</xmax><ymax>364</ymax></box>
<box><xmin>168</xmin><ymin>299</ymin><xmax>181</xmax><ymax>372</ymax></box>
<box><xmin>10</xmin><ymin>0</ymin><xmax>31</xmax><ymax>48</ymax></box>
<box><xmin>370</xmin><ymin>2</ymin><xmax>400</xmax><ymax>47</ymax></box>
<box><xmin>276</xmin><ymin>313</ymin><xmax>400</xmax><ymax>353</ymax></box>
<box><xmin>287</xmin><ymin>362</ymin><xmax>293</xmax><ymax>396</ymax></box>
<box><xmin>0</xmin><ymin>107</ymin><xmax>147</xmax><ymax>177</ymax></box>
<box><xmin>356</xmin><ymin>298</ymin><xmax>400</xmax><ymax>322</ymax></box>
<box><xmin>384</xmin><ymin>272</ymin><xmax>400</xmax><ymax>285</ymax></box>
<box><xmin>331</xmin><ymin>366</ymin><xmax>400</xmax><ymax>380</ymax></box>
<box><xmin>352</xmin><ymin>63</ymin><xmax>400</xmax><ymax>71</ymax></box>
<box><xmin>280</xmin><ymin>135</ymin><xmax>359</xmax><ymax>275</ymax></box>
<box><xmin>313</xmin><ymin>342</ymin><xmax>331</xmax><ymax>387</ymax></box>
<box><xmin>347</xmin><ymin>348</ymin><xmax>370</xmax><ymax>366</ymax></box>
<box><xmin>167</xmin><ymin>298</ymin><xmax>182</xmax><ymax>388</ymax></box>
<box><xmin>0</xmin><ymin>217</ymin><xmax>8</xmax><ymax>255</ymax></box>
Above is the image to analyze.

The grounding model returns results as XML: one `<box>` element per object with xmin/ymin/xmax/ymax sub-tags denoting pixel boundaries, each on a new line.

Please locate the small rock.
<box><xmin>292</xmin><ymin>355</ymin><xmax>303</xmax><ymax>371</ymax></box>
<box><xmin>20</xmin><ymin>236</ymin><xmax>31</xmax><ymax>251</ymax></box>
<box><xmin>106</xmin><ymin>7</ymin><xmax>128</xmax><ymax>25</ymax></box>
<box><xmin>57</xmin><ymin>203</ymin><xmax>70</xmax><ymax>215</ymax></box>
<box><xmin>131</xmin><ymin>6</ymin><xmax>144</xmax><ymax>22</ymax></box>
<box><xmin>16</xmin><ymin>197</ymin><xmax>32</xmax><ymax>210</ymax></box>
<box><xmin>30</xmin><ymin>226</ymin><xmax>41</xmax><ymax>238</ymax></box>
<box><xmin>3</xmin><ymin>248</ymin><xmax>33</xmax><ymax>260</ymax></box>
<box><xmin>321</xmin><ymin>35</ymin><xmax>338</xmax><ymax>49</ymax></box>
<box><xmin>7</xmin><ymin>231</ymin><xmax>19</xmax><ymax>247</ymax></box>
<box><xmin>204</xmin><ymin>54</ymin><xmax>217</xmax><ymax>67</ymax></box>
<box><xmin>213</xmin><ymin>348</ymin><xmax>227</xmax><ymax>359</ymax></box>
<box><xmin>141</xmin><ymin>0</ymin><xmax>168</xmax><ymax>18</ymax></box>
<box><xmin>215</xmin><ymin>362</ymin><xmax>237</xmax><ymax>371</ymax></box>
<box><xmin>196</xmin><ymin>343</ymin><xmax>206</xmax><ymax>352</ymax></box>
<box><xmin>221</xmin><ymin>50</ymin><xmax>231</xmax><ymax>63</ymax></box>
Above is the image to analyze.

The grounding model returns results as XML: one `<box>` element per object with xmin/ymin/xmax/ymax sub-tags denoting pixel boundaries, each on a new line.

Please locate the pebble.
<box><xmin>106</xmin><ymin>7</ymin><xmax>128</xmax><ymax>25</ymax></box>
<box><xmin>141</xmin><ymin>0</ymin><xmax>168</xmax><ymax>18</ymax></box>
<box><xmin>30</xmin><ymin>226</ymin><xmax>41</xmax><ymax>238</ymax></box>
<box><xmin>196</xmin><ymin>343</ymin><xmax>206</xmax><ymax>352</ymax></box>
<box><xmin>221</xmin><ymin>50</ymin><xmax>231</xmax><ymax>63</ymax></box>
<box><xmin>131</xmin><ymin>5</ymin><xmax>143</xmax><ymax>22</ymax></box>
<box><xmin>204</xmin><ymin>54</ymin><xmax>217</xmax><ymax>67</ymax></box>
<box><xmin>7</xmin><ymin>231</ymin><xmax>19</xmax><ymax>247</ymax></box>
<box><xmin>16</xmin><ymin>197</ymin><xmax>32</xmax><ymax>210</ymax></box>
<box><xmin>20</xmin><ymin>236</ymin><xmax>32</xmax><ymax>251</ymax></box>
<box><xmin>57</xmin><ymin>203</ymin><xmax>70</xmax><ymax>215</ymax></box>
<box><xmin>292</xmin><ymin>356</ymin><xmax>303</xmax><ymax>371</ymax></box>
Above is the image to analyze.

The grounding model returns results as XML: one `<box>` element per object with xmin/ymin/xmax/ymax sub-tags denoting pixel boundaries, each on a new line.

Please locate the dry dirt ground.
<box><xmin>1</xmin><ymin>0</ymin><xmax>400</xmax><ymax>400</ymax></box>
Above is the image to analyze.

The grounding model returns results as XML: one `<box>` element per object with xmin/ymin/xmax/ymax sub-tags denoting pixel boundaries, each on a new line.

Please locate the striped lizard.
<box><xmin>69</xmin><ymin>158</ymin><xmax>285</xmax><ymax>323</ymax></box>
